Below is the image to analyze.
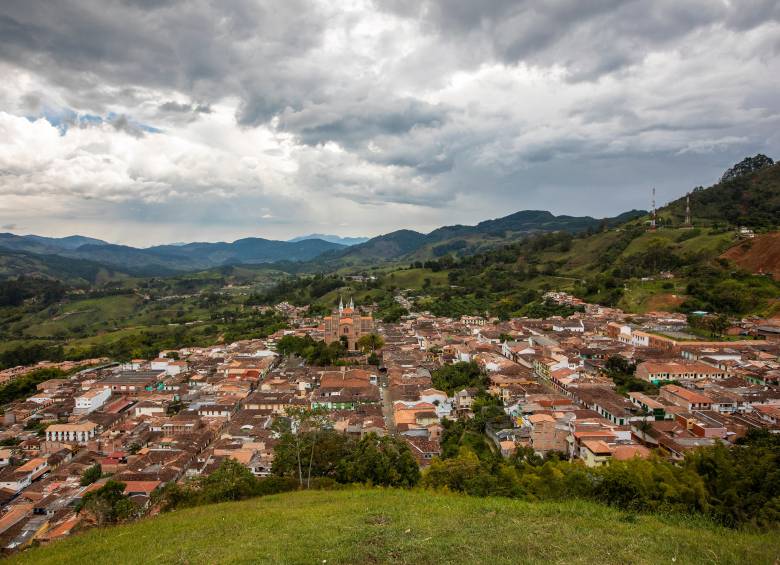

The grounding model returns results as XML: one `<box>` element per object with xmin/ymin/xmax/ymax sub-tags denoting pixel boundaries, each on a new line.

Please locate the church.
<box><xmin>323</xmin><ymin>297</ymin><xmax>374</xmax><ymax>350</ymax></box>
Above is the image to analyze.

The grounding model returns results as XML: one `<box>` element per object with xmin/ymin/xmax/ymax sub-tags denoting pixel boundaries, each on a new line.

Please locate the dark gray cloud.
<box><xmin>376</xmin><ymin>0</ymin><xmax>780</xmax><ymax>80</ymax></box>
<box><xmin>281</xmin><ymin>98</ymin><xmax>450</xmax><ymax>148</ymax></box>
<box><xmin>0</xmin><ymin>0</ymin><xmax>327</xmax><ymax>115</ymax></box>
<box><xmin>109</xmin><ymin>114</ymin><xmax>145</xmax><ymax>137</ymax></box>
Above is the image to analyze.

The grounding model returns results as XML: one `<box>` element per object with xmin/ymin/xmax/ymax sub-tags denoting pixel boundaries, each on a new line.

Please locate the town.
<box><xmin>0</xmin><ymin>289</ymin><xmax>778</xmax><ymax>552</ymax></box>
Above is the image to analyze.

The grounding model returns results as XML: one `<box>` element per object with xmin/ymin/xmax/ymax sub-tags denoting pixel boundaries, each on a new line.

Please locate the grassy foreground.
<box><xmin>12</xmin><ymin>489</ymin><xmax>780</xmax><ymax>565</ymax></box>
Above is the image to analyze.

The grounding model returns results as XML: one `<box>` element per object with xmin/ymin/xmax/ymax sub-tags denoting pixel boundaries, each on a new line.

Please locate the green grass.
<box><xmin>382</xmin><ymin>268</ymin><xmax>449</xmax><ymax>289</ymax></box>
<box><xmin>18</xmin><ymin>295</ymin><xmax>142</xmax><ymax>338</ymax></box>
<box><xmin>12</xmin><ymin>489</ymin><xmax>779</xmax><ymax>564</ymax></box>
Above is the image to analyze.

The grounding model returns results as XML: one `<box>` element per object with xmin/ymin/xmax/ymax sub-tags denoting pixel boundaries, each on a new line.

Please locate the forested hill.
<box><xmin>661</xmin><ymin>155</ymin><xmax>779</xmax><ymax>228</ymax></box>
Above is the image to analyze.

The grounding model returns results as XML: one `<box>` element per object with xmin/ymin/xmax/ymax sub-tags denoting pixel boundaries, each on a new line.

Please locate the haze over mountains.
<box><xmin>287</xmin><ymin>234</ymin><xmax>369</xmax><ymax>246</ymax></box>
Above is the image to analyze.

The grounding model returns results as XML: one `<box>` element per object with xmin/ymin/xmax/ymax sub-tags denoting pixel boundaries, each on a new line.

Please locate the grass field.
<box><xmin>11</xmin><ymin>489</ymin><xmax>779</xmax><ymax>565</ymax></box>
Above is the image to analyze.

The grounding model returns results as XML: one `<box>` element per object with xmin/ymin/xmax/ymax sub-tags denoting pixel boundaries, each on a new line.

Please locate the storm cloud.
<box><xmin>0</xmin><ymin>0</ymin><xmax>778</xmax><ymax>245</ymax></box>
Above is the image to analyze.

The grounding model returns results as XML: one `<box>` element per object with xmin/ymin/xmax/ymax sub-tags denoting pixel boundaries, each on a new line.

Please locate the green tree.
<box><xmin>77</xmin><ymin>481</ymin><xmax>138</xmax><ymax>526</ymax></box>
<box><xmin>197</xmin><ymin>458</ymin><xmax>263</xmax><ymax>504</ymax></box>
<box><xmin>80</xmin><ymin>463</ymin><xmax>102</xmax><ymax>486</ymax></box>
<box><xmin>273</xmin><ymin>429</ymin><xmax>354</xmax><ymax>486</ymax></box>
<box><xmin>357</xmin><ymin>333</ymin><xmax>385</xmax><ymax>353</ymax></box>
<box><xmin>431</xmin><ymin>361</ymin><xmax>487</xmax><ymax>395</ymax></box>
<box><xmin>337</xmin><ymin>433</ymin><xmax>420</xmax><ymax>487</ymax></box>
<box><xmin>272</xmin><ymin>408</ymin><xmax>333</xmax><ymax>488</ymax></box>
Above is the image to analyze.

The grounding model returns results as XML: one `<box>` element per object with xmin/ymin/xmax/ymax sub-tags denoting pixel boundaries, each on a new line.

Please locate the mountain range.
<box><xmin>1</xmin><ymin>155</ymin><xmax>777</xmax><ymax>282</ymax></box>
<box><xmin>0</xmin><ymin>209</ymin><xmax>645</xmax><ymax>279</ymax></box>
<box><xmin>308</xmin><ymin>209</ymin><xmax>646</xmax><ymax>268</ymax></box>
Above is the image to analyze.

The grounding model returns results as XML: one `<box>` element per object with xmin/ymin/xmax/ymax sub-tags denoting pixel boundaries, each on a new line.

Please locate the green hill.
<box><xmin>661</xmin><ymin>156</ymin><xmax>779</xmax><ymax>228</ymax></box>
<box><xmin>0</xmin><ymin>247</ymin><xmax>134</xmax><ymax>285</ymax></box>
<box><xmin>11</xmin><ymin>489</ymin><xmax>779</xmax><ymax>564</ymax></box>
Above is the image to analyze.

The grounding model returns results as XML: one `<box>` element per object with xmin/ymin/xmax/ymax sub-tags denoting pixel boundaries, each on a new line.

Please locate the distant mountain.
<box><xmin>142</xmin><ymin>238</ymin><xmax>346</xmax><ymax>269</ymax></box>
<box><xmin>0</xmin><ymin>235</ymin><xmax>346</xmax><ymax>277</ymax></box>
<box><xmin>0</xmin><ymin>246</ymin><xmax>135</xmax><ymax>284</ymax></box>
<box><xmin>312</xmin><ymin>209</ymin><xmax>646</xmax><ymax>268</ymax></box>
<box><xmin>321</xmin><ymin>230</ymin><xmax>430</xmax><ymax>264</ymax></box>
<box><xmin>0</xmin><ymin>233</ymin><xmax>109</xmax><ymax>254</ymax></box>
<box><xmin>288</xmin><ymin>234</ymin><xmax>369</xmax><ymax>246</ymax></box>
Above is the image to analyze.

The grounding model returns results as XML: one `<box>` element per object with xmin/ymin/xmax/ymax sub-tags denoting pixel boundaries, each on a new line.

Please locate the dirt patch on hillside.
<box><xmin>721</xmin><ymin>232</ymin><xmax>780</xmax><ymax>280</ymax></box>
<box><xmin>645</xmin><ymin>293</ymin><xmax>686</xmax><ymax>312</ymax></box>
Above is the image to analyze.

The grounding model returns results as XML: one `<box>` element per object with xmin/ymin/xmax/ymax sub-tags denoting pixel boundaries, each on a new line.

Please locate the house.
<box><xmin>45</xmin><ymin>422</ymin><xmax>99</xmax><ymax>444</ymax></box>
<box><xmin>580</xmin><ymin>440</ymin><xmax>612</xmax><ymax>467</ymax></box>
<box><xmin>198</xmin><ymin>404</ymin><xmax>235</xmax><ymax>419</ymax></box>
<box><xmin>403</xmin><ymin>437</ymin><xmax>441</xmax><ymax>466</ymax></box>
<box><xmin>628</xmin><ymin>392</ymin><xmax>669</xmax><ymax>421</ymax></box>
<box><xmin>150</xmin><ymin>358</ymin><xmax>188</xmax><ymax>376</ymax></box>
<box><xmin>635</xmin><ymin>361</ymin><xmax>728</xmax><ymax>384</ymax></box>
<box><xmin>98</xmin><ymin>370</ymin><xmax>165</xmax><ymax>392</ymax></box>
<box><xmin>75</xmin><ymin>388</ymin><xmax>112</xmax><ymax>414</ymax></box>
<box><xmin>134</xmin><ymin>401</ymin><xmax>166</xmax><ymax>417</ymax></box>
<box><xmin>0</xmin><ymin>458</ymin><xmax>48</xmax><ymax>492</ymax></box>
<box><xmin>552</xmin><ymin>320</ymin><xmax>584</xmax><ymax>333</ymax></box>
<box><xmin>660</xmin><ymin>385</ymin><xmax>713</xmax><ymax>411</ymax></box>
<box><xmin>454</xmin><ymin>388</ymin><xmax>478</xmax><ymax>414</ymax></box>
<box><xmin>527</xmin><ymin>414</ymin><xmax>568</xmax><ymax>455</ymax></box>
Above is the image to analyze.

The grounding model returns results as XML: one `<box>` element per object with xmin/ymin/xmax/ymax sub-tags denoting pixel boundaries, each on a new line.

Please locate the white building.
<box><xmin>150</xmin><ymin>358</ymin><xmax>188</xmax><ymax>376</ymax></box>
<box><xmin>45</xmin><ymin>422</ymin><xmax>99</xmax><ymax>444</ymax></box>
<box><xmin>552</xmin><ymin>320</ymin><xmax>585</xmax><ymax>333</ymax></box>
<box><xmin>75</xmin><ymin>388</ymin><xmax>111</xmax><ymax>414</ymax></box>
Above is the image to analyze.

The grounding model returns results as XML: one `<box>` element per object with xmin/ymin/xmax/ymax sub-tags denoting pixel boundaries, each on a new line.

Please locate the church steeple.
<box><xmin>349</xmin><ymin>296</ymin><xmax>354</xmax><ymax>310</ymax></box>
<box><xmin>338</xmin><ymin>295</ymin><xmax>344</xmax><ymax>314</ymax></box>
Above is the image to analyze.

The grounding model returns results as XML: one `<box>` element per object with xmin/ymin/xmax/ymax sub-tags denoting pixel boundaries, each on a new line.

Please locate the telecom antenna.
<box><xmin>684</xmin><ymin>193</ymin><xmax>691</xmax><ymax>227</ymax></box>
<box><xmin>650</xmin><ymin>187</ymin><xmax>657</xmax><ymax>230</ymax></box>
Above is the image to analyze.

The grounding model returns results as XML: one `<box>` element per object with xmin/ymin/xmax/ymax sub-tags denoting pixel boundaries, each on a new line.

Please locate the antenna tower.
<box><xmin>650</xmin><ymin>187</ymin><xmax>657</xmax><ymax>230</ymax></box>
<box><xmin>684</xmin><ymin>193</ymin><xmax>691</xmax><ymax>227</ymax></box>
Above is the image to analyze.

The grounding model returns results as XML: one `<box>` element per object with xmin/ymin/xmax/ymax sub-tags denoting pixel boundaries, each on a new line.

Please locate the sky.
<box><xmin>0</xmin><ymin>1</ymin><xmax>778</xmax><ymax>246</ymax></box>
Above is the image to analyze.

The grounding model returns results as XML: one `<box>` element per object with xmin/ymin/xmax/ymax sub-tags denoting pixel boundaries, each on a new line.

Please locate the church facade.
<box><xmin>323</xmin><ymin>297</ymin><xmax>374</xmax><ymax>350</ymax></box>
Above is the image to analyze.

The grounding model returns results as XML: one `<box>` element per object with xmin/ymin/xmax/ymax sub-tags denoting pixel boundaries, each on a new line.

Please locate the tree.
<box><xmin>196</xmin><ymin>458</ymin><xmax>263</xmax><ymax>504</ymax></box>
<box><xmin>337</xmin><ymin>434</ymin><xmax>420</xmax><ymax>487</ymax></box>
<box><xmin>80</xmin><ymin>463</ymin><xmax>102</xmax><ymax>486</ymax></box>
<box><xmin>357</xmin><ymin>333</ymin><xmax>384</xmax><ymax>353</ymax></box>
<box><xmin>431</xmin><ymin>361</ymin><xmax>487</xmax><ymax>395</ymax></box>
<box><xmin>273</xmin><ymin>429</ymin><xmax>353</xmax><ymax>486</ymax></box>
<box><xmin>272</xmin><ymin>407</ymin><xmax>333</xmax><ymax>488</ymax></box>
<box><xmin>721</xmin><ymin>154</ymin><xmax>774</xmax><ymax>183</ymax></box>
<box><xmin>707</xmin><ymin>314</ymin><xmax>730</xmax><ymax>336</ymax></box>
<box><xmin>77</xmin><ymin>481</ymin><xmax>138</xmax><ymax>526</ymax></box>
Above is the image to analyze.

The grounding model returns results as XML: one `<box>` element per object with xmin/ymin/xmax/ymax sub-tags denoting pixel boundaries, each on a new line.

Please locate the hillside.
<box><xmin>721</xmin><ymin>232</ymin><xmax>780</xmax><ymax>280</ymax></box>
<box><xmin>0</xmin><ymin>247</ymin><xmax>135</xmax><ymax>285</ymax></box>
<box><xmin>661</xmin><ymin>157</ymin><xmax>779</xmax><ymax>227</ymax></box>
<box><xmin>10</xmin><ymin>489</ymin><xmax>778</xmax><ymax>565</ymax></box>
